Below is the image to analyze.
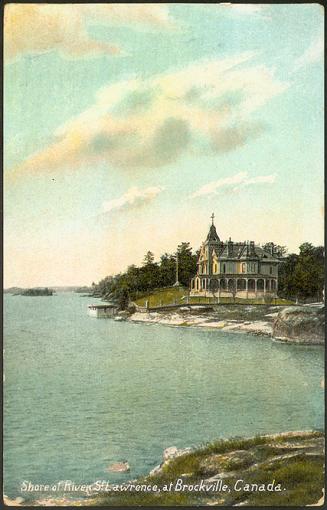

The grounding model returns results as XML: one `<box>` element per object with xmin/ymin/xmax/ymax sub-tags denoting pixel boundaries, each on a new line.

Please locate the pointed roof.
<box><xmin>206</xmin><ymin>223</ymin><xmax>220</xmax><ymax>242</ymax></box>
<box><xmin>217</xmin><ymin>242</ymin><xmax>280</xmax><ymax>260</ymax></box>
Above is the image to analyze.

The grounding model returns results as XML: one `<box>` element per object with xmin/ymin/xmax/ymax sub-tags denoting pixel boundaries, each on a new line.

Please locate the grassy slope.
<box><xmin>92</xmin><ymin>431</ymin><xmax>324</xmax><ymax>507</ymax></box>
<box><xmin>134</xmin><ymin>286</ymin><xmax>294</xmax><ymax>307</ymax></box>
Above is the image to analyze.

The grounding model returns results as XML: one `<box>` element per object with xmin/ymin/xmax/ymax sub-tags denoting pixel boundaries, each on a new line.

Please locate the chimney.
<box><xmin>267</xmin><ymin>242</ymin><xmax>274</xmax><ymax>255</ymax></box>
<box><xmin>227</xmin><ymin>237</ymin><xmax>233</xmax><ymax>257</ymax></box>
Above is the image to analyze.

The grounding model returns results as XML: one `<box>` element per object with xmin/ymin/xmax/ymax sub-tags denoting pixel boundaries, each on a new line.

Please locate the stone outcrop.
<box><xmin>106</xmin><ymin>461</ymin><xmax>130</xmax><ymax>473</ymax></box>
<box><xmin>32</xmin><ymin>431</ymin><xmax>324</xmax><ymax>506</ymax></box>
<box><xmin>273</xmin><ymin>305</ymin><xmax>324</xmax><ymax>344</ymax></box>
<box><xmin>149</xmin><ymin>446</ymin><xmax>193</xmax><ymax>476</ymax></box>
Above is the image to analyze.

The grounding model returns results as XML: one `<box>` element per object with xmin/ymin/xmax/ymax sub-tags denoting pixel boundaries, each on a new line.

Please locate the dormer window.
<box><xmin>242</xmin><ymin>263</ymin><xmax>246</xmax><ymax>273</ymax></box>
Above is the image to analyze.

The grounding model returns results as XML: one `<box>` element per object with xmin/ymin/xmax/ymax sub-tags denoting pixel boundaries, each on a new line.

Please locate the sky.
<box><xmin>4</xmin><ymin>3</ymin><xmax>324</xmax><ymax>287</ymax></box>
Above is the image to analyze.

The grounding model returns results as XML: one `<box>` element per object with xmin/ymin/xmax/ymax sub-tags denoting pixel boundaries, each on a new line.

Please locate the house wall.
<box><xmin>260</xmin><ymin>263</ymin><xmax>278</xmax><ymax>276</ymax></box>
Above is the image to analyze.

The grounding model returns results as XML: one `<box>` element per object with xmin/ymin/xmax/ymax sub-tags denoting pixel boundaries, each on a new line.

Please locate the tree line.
<box><xmin>93</xmin><ymin>242</ymin><xmax>197</xmax><ymax>308</ymax></box>
<box><xmin>93</xmin><ymin>241</ymin><xmax>324</xmax><ymax>308</ymax></box>
<box><xmin>278</xmin><ymin>243</ymin><xmax>324</xmax><ymax>302</ymax></box>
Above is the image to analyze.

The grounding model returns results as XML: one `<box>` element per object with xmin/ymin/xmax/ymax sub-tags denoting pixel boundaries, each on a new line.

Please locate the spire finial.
<box><xmin>211</xmin><ymin>212</ymin><xmax>215</xmax><ymax>225</ymax></box>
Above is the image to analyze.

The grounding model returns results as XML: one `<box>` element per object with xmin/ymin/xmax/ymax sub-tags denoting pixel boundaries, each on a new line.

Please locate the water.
<box><xmin>4</xmin><ymin>293</ymin><xmax>324</xmax><ymax>500</ymax></box>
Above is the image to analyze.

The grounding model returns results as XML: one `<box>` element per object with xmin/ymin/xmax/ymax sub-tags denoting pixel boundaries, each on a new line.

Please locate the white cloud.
<box><xmin>293</xmin><ymin>35</ymin><xmax>324</xmax><ymax>72</ymax></box>
<box><xmin>191</xmin><ymin>172</ymin><xmax>276</xmax><ymax>198</ymax></box>
<box><xmin>102</xmin><ymin>186</ymin><xmax>164</xmax><ymax>214</ymax></box>
<box><xmin>10</xmin><ymin>52</ymin><xmax>288</xmax><ymax>179</ymax></box>
<box><xmin>4</xmin><ymin>4</ymin><xmax>175</xmax><ymax>62</ymax></box>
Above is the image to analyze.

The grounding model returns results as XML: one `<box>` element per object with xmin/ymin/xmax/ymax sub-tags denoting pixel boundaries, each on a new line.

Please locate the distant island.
<box><xmin>18</xmin><ymin>288</ymin><xmax>54</xmax><ymax>296</ymax></box>
<box><xmin>4</xmin><ymin>285</ymin><xmax>93</xmax><ymax>295</ymax></box>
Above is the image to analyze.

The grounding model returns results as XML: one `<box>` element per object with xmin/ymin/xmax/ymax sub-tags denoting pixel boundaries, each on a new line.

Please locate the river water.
<box><xmin>3</xmin><ymin>293</ymin><xmax>324</xmax><ymax>500</ymax></box>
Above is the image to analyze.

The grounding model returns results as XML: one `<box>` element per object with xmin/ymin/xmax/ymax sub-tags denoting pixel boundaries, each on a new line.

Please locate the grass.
<box><xmin>245</xmin><ymin>457</ymin><xmax>324</xmax><ymax>506</ymax></box>
<box><xmin>90</xmin><ymin>431</ymin><xmax>324</xmax><ymax>507</ymax></box>
<box><xmin>134</xmin><ymin>287</ymin><xmax>187</xmax><ymax>307</ymax></box>
<box><xmin>133</xmin><ymin>287</ymin><xmax>295</xmax><ymax>307</ymax></box>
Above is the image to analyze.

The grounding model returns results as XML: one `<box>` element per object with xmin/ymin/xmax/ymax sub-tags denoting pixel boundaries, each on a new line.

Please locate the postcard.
<box><xmin>3</xmin><ymin>3</ymin><xmax>324</xmax><ymax>507</ymax></box>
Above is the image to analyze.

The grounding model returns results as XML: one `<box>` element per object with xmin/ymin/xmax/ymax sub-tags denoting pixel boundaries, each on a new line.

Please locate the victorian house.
<box><xmin>190</xmin><ymin>214</ymin><xmax>282</xmax><ymax>299</ymax></box>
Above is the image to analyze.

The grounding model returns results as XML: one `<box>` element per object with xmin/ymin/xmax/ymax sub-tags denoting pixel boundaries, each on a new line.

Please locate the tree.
<box><xmin>159</xmin><ymin>253</ymin><xmax>176</xmax><ymax>287</ymax></box>
<box><xmin>140</xmin><ymin>251</ymin><xmax>160</xmax><ymax>290</ymax></box>
<box><xmin>278</xmin><ymin>244</ymin><xmax>324</xmax><ymax>302</ymax></box>
<box><xmin>176</xmin><ymin>242</ymin><xmax>197</xmax><ymax>286</ymax></box>
<box><xmin>116</xmin><ymin>287</ymin><xmax>129</xmax><ymax>310</ymax></box>
<box><xmin>293</xmin><ymin>244</ymin><xmax>324</xmax><ymax>301</ymax></box>
<box><xmin>93</xmin><ymin>243</ymin><xmax>198</xmax><ymax>301</ymax></box>
<box><xmin>263</xmin><ymin>242</ymin><xmax>287</xmax><ymax>257</ymax></box>
<box><xmin>278</xmin><ymin>253</ymin><xmax>299</xmax><ymax>299</ymax></box>
<box><xmin>275</xmin><ymin>245</ymin><xmax>288</xmax><ymax>257</ymax></box>
<box><xmin>143</xmin><ymin>251</ymin><xmax>155</xmax><ymax>266</ymax></box>
<box><xmin>228</xmin><ymin>280</ymin><xmax>237</xmax><ymax>303</ymax></box>
<box><xmin>209</xmin><ymin>279</ymin><xmax>219</xmax><ymax>303</ymax></box>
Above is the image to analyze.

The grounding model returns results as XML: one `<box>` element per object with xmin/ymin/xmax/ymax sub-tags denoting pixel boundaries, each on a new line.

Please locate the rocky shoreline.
<box><xmin>127</xmin><ymin>304</ymin><xmax>324</xmax><ymax>345</ymax></box>
<box><xmin>11</xmin><ymin>430</ymin><xmax>323</xmax><ymax>507</ymax></box>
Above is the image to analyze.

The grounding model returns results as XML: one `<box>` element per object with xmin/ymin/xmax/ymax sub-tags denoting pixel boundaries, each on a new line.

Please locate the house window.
<box><xmin>242</xmin><ymin>263</ymin><xmax>246</xmax><ymax>273</ymax></box>
<box><xmin>223</xmin><ymin>263</ymin><xmax>226</xmax><ymax>273</ymax></box>
<box><xmin>270</xmin><ymin>266</ymin><xmax>273</xmax><ymax>275</ymax></box>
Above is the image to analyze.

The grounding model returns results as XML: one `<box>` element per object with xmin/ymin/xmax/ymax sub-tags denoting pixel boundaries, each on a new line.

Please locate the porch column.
<box><xmin>255</xmin><ymin>279</ymin><xmax>257</xmax><ymax>297</ymax></box>
<box><xmin>245</xmin><ymin>278</ymin><xmax>248</xmax><ymax>299</ymax></box>
<box><xmin>263</xmin><ymin>279</ymin><xmax>266</xmax><ymax>294</ymax></box>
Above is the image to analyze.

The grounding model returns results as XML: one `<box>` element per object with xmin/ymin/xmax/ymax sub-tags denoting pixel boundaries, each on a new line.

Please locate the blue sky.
<box><xmin>4</xmin><ymin>3</ymin><xmax>324</xmax><ymax>286</ymax></box>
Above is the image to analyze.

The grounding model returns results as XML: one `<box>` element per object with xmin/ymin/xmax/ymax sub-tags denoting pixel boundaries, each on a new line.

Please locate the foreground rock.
<box><xmin>273</xmin><ymin>306</ymin><xmax>324</xmax><ymax>344</ymax></box>
<box><xmin>106</xmin><ymin>461</ymin><xmax>130</xmax><ymax>473</ymax></box>
<box><xmin>3</xmin><ymin>496</ymin><xmax>24</xmax><ymax>506</ymax></box>
<box><xmin>92</xmin><ymin>430</ymin><xmax>324</xmax><ymax>507</ymax></box>
<box><xmin>32</xmin><ymin>431</ymin><xmax>324</xmax><ymax>507</ymax></box>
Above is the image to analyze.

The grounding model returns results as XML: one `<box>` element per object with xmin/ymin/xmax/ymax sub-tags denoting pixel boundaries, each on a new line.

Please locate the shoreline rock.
<box><xmin>106</xmin><ymin>461</ymin><xmax>130</xmax><ymax>473</ymax></box>
<box><xmin>273</xmin><ymin>306</ymin><xmax>324</xmax><ymax>345</ymax></box>
<box><xmin>22</xmin><ymin>430</ymin><xmax>324</xmax><ymax>507</ymax></box>
<box><xmin>128</xmin><ymin>304</ymin><xmax>324</xmax><ymax>345</ymax></box>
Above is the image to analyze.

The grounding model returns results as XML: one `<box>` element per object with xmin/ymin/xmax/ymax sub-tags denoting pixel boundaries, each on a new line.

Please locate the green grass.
<box><xmin>90</xmin><ymin>432</ymin><xmax>324</xmax><ymax>507</ymax></box>
<box><xmin>133</xmin><ymin>287</ymin><xmax>295</xmax><ymax>307</ymax></box>
<box><xmin>245</xmin><ymin>458</ymin><xmax>324</xmax><ymax>506</ymax></box>
<box><xmin>134</xmin><ymin>287</ymin><xmax>187</xmax><ymax>307</ymax></box>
